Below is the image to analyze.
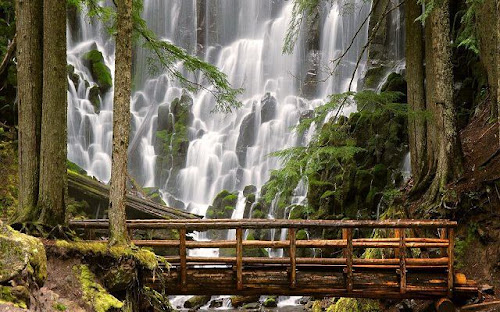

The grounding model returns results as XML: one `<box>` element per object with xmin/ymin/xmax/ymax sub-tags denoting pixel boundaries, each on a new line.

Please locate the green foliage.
<box><xmin>264</xmin><ymin>90</ymin><xmax>406</xmax><ymax>206</ymax></box>
<box><xmin>53</xmin><ymin>302</ymin><xmax>68</xmax><ymax>311</ymax></box>
<box><xmin>282</xmin><ymin>0</ymin><xmax>320</xmax><ymax>54</ymax></box>
<box><xmin>455</xmin><ymin>0</ymin><xmax>484</xmax><ymax>54</ymax></box>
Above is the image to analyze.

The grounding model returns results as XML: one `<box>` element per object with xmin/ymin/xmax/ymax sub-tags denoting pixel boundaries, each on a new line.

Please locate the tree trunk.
<box><xmin>13</xmin><ymin>0</ymin><xmax>43</xmax><ymax>223</ymax></box>
<box><xmin>497</xmin><ymin>0</ymin><xmax>500</xmax><ymax>145</ymax></box>
<box><xmin>425</xmin><ymin>0</ymin><xmax>463</xmax><ymax>201</ymax></box>
<box><xmin>405</xmin><ymin>0</ymin><xmax>427</xmax><ymax>186</ymax></box>
<box><xmin>108</xmin><ymin>0</ymin><xmax>133</xmax><ymax>246</ymax></box>
<box><xmin>38</xmin><ymin>0</ymin><xmax>67</xmax><ymax>226</ymax></box>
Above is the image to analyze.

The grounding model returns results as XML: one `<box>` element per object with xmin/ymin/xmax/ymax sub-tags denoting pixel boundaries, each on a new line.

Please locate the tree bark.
<box><xmin>108</xmin><ymin>0</ymin><xmax>133</xmax><ymax>246</ymax></box>
<box><xmin>425</xmin><ymin>0</ymin><xmax>463</xmax><ymax>201</ymax></box>
<box><xmin>405</xmin><ymin>0</ymin><xmax>427</xmax><ymax>185</ymax></box>
<box><xmin>13</xmin><ymin>0</ymin><xmax>43</xmax><ymax>223</ymax></box>
<box><xmin>38</xmin><ymin>0</ymin><xmax>67</xmax><ymax>226</ymax></box>
<box><xmin>497</xmin><ymin>0</ymin><xmax>500</xmax><ymax>146</ymax></box>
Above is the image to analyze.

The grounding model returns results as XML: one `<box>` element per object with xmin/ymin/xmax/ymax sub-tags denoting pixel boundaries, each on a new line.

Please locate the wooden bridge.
<box><xmin>71</xmin><ymin>219</ymin><xmax>479</xmax><ymax>308</ymax></box>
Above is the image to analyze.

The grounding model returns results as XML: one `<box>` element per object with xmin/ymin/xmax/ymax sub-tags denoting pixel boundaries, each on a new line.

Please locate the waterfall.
<box><xmin>67</xmin><ymin>0</ymin><xmax>373</xmax><ymax>212</ymax></box>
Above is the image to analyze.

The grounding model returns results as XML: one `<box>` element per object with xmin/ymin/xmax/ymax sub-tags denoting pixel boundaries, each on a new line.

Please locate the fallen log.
<box><xmin>68</xmin><ymin>170</ymin><xmax>200</xmax><ymax>219</ymax></box>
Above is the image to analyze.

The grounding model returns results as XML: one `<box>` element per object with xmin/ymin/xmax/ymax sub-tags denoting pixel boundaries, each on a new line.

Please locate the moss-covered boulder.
<box><xmin>326</xmin><ymin>298</ymin><xmax>381</xmax><ymax>312</ymax></box>
<box><xmin>184</xmin><ymin>295</ymin><xmax>211</xmax><ymax>309</ymax></box>
<box><xmin>0</xmin><ymin>221</ymin><xmax>46</xmax><ymax>285</ymax></box>
<box><xmin>88</xmin><ymin>85</ymin><xmax>101</xmax><ymax>114</ymax></box>
<box><xmin>206</xmin><ymin>190</ymin><xmax>238</xmax><ymax>219</ymax></box>
<box><xmin>83</xmin><ymin>49</ymin><xmax>112</xmax><ymax>92</ymax></box>
<box><xmin>230</xmin><ymin>295</ymin><xmax>260</xmax><ymax>308</ymax></box>
<box><xmin>262</xmin><ymin>296</ymin><xmax>277</xmax><ymax>308</ymax></box>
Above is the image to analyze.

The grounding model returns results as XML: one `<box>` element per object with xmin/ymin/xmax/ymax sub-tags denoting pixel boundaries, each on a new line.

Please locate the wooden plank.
<box><xmin>343</xmin><ymin>228</ymin><xmax>353</xmax><ymax>292</ymax></box>
<box><xmin>447</xmin><ymin>228</ymin><xmax>454</xmax><ymax>298</ymax></box>
<box><xmin>289</xmin><ymin>228</ymin><xmax>297</xmax><ymax>288</ymax></box>
<box><xmin>236</xmin><ymin>227</ymin><xmax>243</xmax><ymax>291</ymax></box>
<box><xmin>179</xmin><ymin>228</ymin><xmax>187</xmax><ymax>290</ymax></box>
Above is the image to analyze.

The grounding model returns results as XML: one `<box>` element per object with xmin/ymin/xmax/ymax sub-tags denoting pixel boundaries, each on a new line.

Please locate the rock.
<box><xmin>363</xmin><ymin>66</ymin><xmax>389</xmax><ymax>90</ymax></box>
<box><xmin>0</xmin><ymin>221</ymin><xmax>47</xmax><ymax>286</ymax></box>
<box><xmin>206</xmin><ymin>190</ymin><xmax>238</xmax><ymax>219</ymax></box>
<box><xmin>381</xmin><ymin>72</ymin><xmax>407</xmax><ymax>102</ymax></box>
<box><xmin>209</xmin><ymin>298</ymin><xmax>224</xmax><ymax>308</ymax></box>
<box><xmin>236</xmin><ymin>111</ymin><xmax>257</xmax><ymax>165</ymax></box>
<box><xmin>157</xmin><ymin>103</ymin><xmax>172</xmax><ymax>132</ymax></box>
<box><xmin>262</xmin><ymin>297</ymin><xmax>277</xmax><ymax>308</ymax></box>
<box><xmin>243</xmin><ymin>302</ymin><xmax>261</xmax><ymax>310</ymax></box>
<box><xmin>261</xmin><ymin>93</ymin><xmax>277</xmax><ymax>123</ymax></box>
<box><xmin>67</xmin><ymin>64</ymin><xmax>80</xmax><ymax>88</ymax></box>
<box><xmin>142</xmin><ymin>187</ymin><xmax>167</xmax><ymax>206</ymax></box>
<box><xmin>184</xmin><ymin>295</ymin><xmax>211</xmax><ymax>309</ymax></box>
<box><xmin>88</xmin><ymin>85</ymin><xmax>101</xmax><ymax>114</ymax></box>
<box><xmin>83</xmin><ymin>49</ymin><xmax>112</xmax><ymax>92</ymax></box>
<box><xmin>230</xmin><ymin>295</ymin><xmax>260</xmax><ymax>308</ymax></box>
<box><xmin>243</xmin><ymin>185</ymin><xmax>257</xmax><ymax>197</ymax></box>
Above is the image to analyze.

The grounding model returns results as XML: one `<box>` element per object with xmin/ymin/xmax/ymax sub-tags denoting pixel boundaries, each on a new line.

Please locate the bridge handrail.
<box><xmin>69</xmin><ymin>218</ymin><xmax>457</xmax><ymax>229</ymax></box>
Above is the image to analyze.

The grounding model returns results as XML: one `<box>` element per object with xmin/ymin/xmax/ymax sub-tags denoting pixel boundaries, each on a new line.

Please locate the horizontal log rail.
<box><xmin>69</xmin><ymin>219</ymin><xmax>478</xmax><ymax>300</ymax></box>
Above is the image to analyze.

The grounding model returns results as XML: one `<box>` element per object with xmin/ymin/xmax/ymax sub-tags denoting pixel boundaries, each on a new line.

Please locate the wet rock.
<box><xmin>261</xmin><ymin>93</ymin><xmax>277</xmax><ymax>123</ymax></box>
<box><xmin>243</xmin><ymin>185</ymin><xmax>257</xmax><ymax>197</ymax></box>
<box><xmin>381</xmin><ymin>72</ymin><xmax>407</xmax><ymax>102</ymax></box>
<box><xmin>67</xmin><ymin>64</ymin><xmax>80</xmax><ymax>88</ymax></box>
<box><xmin>88</xmin><ymin>85</ymin><xmax>101</xmax><ymax>114</ymax></box>
<box><xmin>184</xmin><ymin>295</ymin><xmax>211</xmax><ymax>309</ymax></box>
<box><xmin>481</xmin><ymin>284</ymin><xmax>494</xmax><ymax>295</ymax></box>
<box><xmin>82</xmin><ymin>49</ymin><xmax>112</xmax><ymax>92</ymax></box>
<box><xmin>230</xmin><ymin>295</ymin><xmax>260</xmax><ymax>308</ymax></box>
<box><xmin>262</xmin><ymin>297</ymin><xmax>278</xmax><ymax>308</ymax></box>
<box><xmin>236</xmin><ymin>111</ymin><xmax>257</xmax><ymax>165</ymax></box>
<box><xmin>243</xmin><ymin>302</ymin><xmax>261</xmax><ymax>310</ymax></box>
<box><xmin>142</xmin><ymin>187</ymin><xmax>167</xmax><ymax>206</ymax></box>
<box><xmin>209</xmin><ymin>298</ymin><xmax>224</xmax><ymax>308</ymax></box>
<box><xmin>206</xmin><ymin>190</ymin><xmax>238</xmax><ymax>219</ymax></box>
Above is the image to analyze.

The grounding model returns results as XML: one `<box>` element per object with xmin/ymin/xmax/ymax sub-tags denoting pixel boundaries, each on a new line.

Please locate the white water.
<box><xmin>65</xmin><ymin>0</ymin><xmax>402</xmax><ymax>308</ymax></box>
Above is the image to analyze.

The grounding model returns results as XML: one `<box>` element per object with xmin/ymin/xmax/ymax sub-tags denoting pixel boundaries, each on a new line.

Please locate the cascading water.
<box><xmin>65</xmin><ymin>0</ymin><xmax>404</xmax><ymax>308</ymax></box>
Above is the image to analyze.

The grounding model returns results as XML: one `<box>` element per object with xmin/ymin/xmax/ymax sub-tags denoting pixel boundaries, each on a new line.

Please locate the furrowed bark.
<box><xmin>38</xmin><ymin>0</ymin><xmax>68</xmax><ymax>226</ymax></box>
<box><xmin>14</xmin><ymin>0</ymin><xmax>43</xmax><ymax>223</ymax></box>
<box><xmin>108</xmin><ymin>0</ymin><xmax>133</xmax><ymax>246</ymax></box>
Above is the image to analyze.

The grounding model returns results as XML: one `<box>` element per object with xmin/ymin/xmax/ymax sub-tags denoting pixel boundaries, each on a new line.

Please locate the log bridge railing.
<box><xmin>70</xmin><ymin>219</ymin><xmax>478</xmax><ymax>300</ymax></box>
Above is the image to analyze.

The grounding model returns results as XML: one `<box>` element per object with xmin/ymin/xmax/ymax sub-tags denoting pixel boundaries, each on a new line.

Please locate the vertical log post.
<box><xmin>398</xmin><ymin>228</ymin><xmax>407</xmax><ymax>294</ymax></box>
<box><xmin>440</xmin><ymin>228</ymin><xmax>447</xmax><ymax>257</ymax></box>
<box><xmin>289</xmin><ymin>228</ymin><xmax>297</xmax><ymax>288</ymax></box>
<box><xmin>394</xmin><ymin>229</ymin><xmax>401</xmax><ymax>258</ymax></box>
<box><xmin>236</xmin><ymin>227</ymin><xmax>243</xmax><ymax>291</ymax></box>
<box><xmin>343</xmin><ymin>228</ymin><xmax>353</xmax><ymax>292</ymax></box>
<box><xmin>179</xmin><ymin>227</ymin><xmax>187</xmax><ymax>290</ymax></box>
<box><xmin>447</xmin><ymin>227</ymin><xmax>454</xmax><ymax>298</ymax></box>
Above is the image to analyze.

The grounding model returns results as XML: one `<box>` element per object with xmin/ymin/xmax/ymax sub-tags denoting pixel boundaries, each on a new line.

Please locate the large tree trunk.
<box><xmin>108</xmin><ymin>0</ymin><xmax>133</xmax><ymax>246</ymax></box>
<box><xmin>38</xmin><ymin>0</ymin><xmax>67</xmax><ymax>226</ymax></box>
<box><xmin>425</xmin><ymin>0</ymin><xmax>463</xmax><ymax>201</ymax></box>
<box><xmin>497</xmin><ymin>0</ymin><xmax>500</xmax><ymax>145</ymax></box>
<box><xmin>405</xmin><ymin>0</ymin><xmax>427</xmax><ymax>186</ymax></box>
<box><xmin>13</xmin><ymin>0</ymin><xmax>43</xmax><ymax>223</ymax></box>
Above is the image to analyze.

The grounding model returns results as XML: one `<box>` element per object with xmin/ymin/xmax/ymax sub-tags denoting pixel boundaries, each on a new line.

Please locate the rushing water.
<box><xmin>66</xmin><ymin>0</ymin><xmax>406</xmax><ymax>308</ymax></box>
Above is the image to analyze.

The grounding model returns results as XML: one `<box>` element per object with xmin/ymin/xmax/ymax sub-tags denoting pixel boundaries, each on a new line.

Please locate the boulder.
<box><xmin>88</xmin><ymin>85</ymin><xmax>101</xmax><ymax>114</ymax></box>
<box><xmin>230</xmin><ymin>296</ymin><xmax>260</xmax><ymax>308</ymax></box>
<box><xmin>260</xmin><ymin>93</ymin><xmax>277</xmax><ymax>123</ymax></box>
<box><xmin>83</xmin><ymin>49</ymin><xmax>112</xmax><ymax>92</ymax></box>
<box><xmin>184</xmin><ymin>295</ymin><xmax>211</xmax><ymax>309</ymax></box>
<box><xmin>236</xmin><ymin>111</ymin><xmax>257</xmax><ymax>165</ymax></box>
<box><xmin>0</xmin><ymin>221</ymin><xmax>47</xmax><ymax>285</ymax></box>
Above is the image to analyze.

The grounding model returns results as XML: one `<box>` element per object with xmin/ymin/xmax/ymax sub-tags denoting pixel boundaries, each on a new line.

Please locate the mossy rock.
<box><xmin>243</xmin><ymin>185</ymin><xmax>257</xmax><ymax>196</ymax></box>
<box><xmin>251</xmin><ymin>208</ymin><xmax>265</xmax><ymax>219</ymax></box>
<box><xmin>288</xmin><ymin>205</ymin><xmax>308</xmax><ymax>219</ymax></box>
<box><xmin>184</xmin><ymin>295</ymin><xmax>211</xmax><ymax>309</ymax></box>
<box><xmin>381</xmin><ymin>72</ymin><xmax>407</xmax><ymax>102</ymax></box>
<box><xmin>262</xmin><ymin>296</ymin><xmax>277</xmax><ymax>308</ymax></box>
<box><xmin>230</xmin><ymin>295</ymin><xmax>260</xmax><ymax>308</ymax></box>
<box><xmin>67</xmin><ymin>64</ymin><xmax>80</xmax><ymax>88</ymax></box>
<box><xmin>0</xmin><ymin>285</ymin><xmax>29</xmax><ymax>309</ymax></box>
<box><xmin>0</xmin><ymin>221</ymin><xmax>47</xmax><ymax>285</ymax></box>
<box><xmin>83</xmin><ymin>49</ymin><xmax>112</xmax><ymax>92</ymax></box>
<box><xmin>206</xmin><ymin>190</ymin><xmax>238</xmax><ymax>219</ymax></box>
<box><xmin>88</xmin><ymin>85</ymin><xmax>101</xmax><ymax>114</ymax></box>
<box><xmin>73</xmin><ymin>264</ymin><xmax>123</xmax><ymax>312</ymax></box>
<box><xmin>326</xmin><ymin>298</ymin><xmax>381</xmax><ymax>312</ymax></box>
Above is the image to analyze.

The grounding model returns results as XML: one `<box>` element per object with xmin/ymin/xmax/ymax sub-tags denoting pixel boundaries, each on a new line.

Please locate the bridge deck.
<box><xmin>71</xmin><ymin>219</ymin><xmax>479</xmax><ymax>300</ymax></box>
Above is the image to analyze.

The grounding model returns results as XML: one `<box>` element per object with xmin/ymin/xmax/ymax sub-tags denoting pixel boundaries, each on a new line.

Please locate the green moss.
<box><xmin>251</xmin><ymin>209</ymin><xmax>265</xmax><ymax>219</ymax></box>
<box><xmin>262</xmin><ymin>297</ymin><xmax>277</xmax><ymax>308</ymax></box>
<box><xmin>326</xmin><ymin>298</ymin><xmax>380</xmax><ymax>312</ymax></box>
<box><xmin>74</xmin><ymin>264</ymin><xmax>123</xmax><ymax>312</ymax></box>
<box><xmin>55</xmin><ymin>240</ymin><xmax>158</xmax><ymax>270</ymax></box>
<box><xmin>296</xmin><ymin>229</ymin><xmax>308</xmax><ymax>240</ymax></box>
<box><xmin>53</xmin><ymin>302</ymin><xmax>67</xmax><ymax>311</ymax></box>
<box><xmin>83</xmin><ymin>49</ymin><xmax>112</xmax><ymax>91</ymax></box>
